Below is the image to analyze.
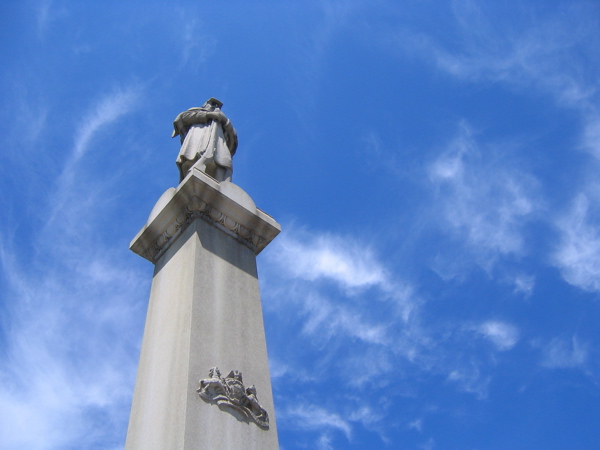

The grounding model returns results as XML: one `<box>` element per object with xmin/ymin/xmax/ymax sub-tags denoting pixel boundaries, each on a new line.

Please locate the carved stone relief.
<box><xmin>197</xmin><ymin>367</ymin><xmax>269</xmax><ymax>430</ymax></box>
<box><xmin>142</xmin><ymin>194</ymin><xmax>266</xmax><ymax>263</ymax></box>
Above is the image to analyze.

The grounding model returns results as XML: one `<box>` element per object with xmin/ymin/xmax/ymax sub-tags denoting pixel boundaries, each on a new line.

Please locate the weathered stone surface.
<box><xmin>125</xmin><ymin>170</ymin><xmax>280</xmax><ymax>450</ymax></box>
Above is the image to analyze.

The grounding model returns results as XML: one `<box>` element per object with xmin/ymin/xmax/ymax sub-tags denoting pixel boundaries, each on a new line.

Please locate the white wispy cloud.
<box><xmin>287</xmin><ymin>1</ymin><xmax>364</xmax><ymax>128</ymax></box>
<box><xmin>408</xmin><ymin>2</ymin><xmax>600</xmax><ymax>299</ymax></box>
<box><xmin>34</xmin><ymin>0</ymin><xmax>66</xmax><ymax>38</ymax></box>
<box><xmin>263</xmin><ymin>224</ymin><xmax>521</xmax><ymax>388</ymax></box>
<box><xmin>263</xmin><ymin>222</ymin><xmax>517</xmax><ymax>449</ymax></box>
<box><xmin>72</xmin><ymin>88</ymin><xmax>140</xmax><ymax>162</ymax></box>
<box><xmin>408</xmin><ymin>418</ymin><xmax>423</xmax><ymax>432</ymax></box>
<box><xmin>409</xmin><ymin>2</ymin><xmax>600</xmax><ymax>111</ymax></box>
<box><xmin>428</xmin><ymin>123</ymin><xmax>540</xmax><ymax>267</ymax></box>
<box><xmin>447</xmin><ymin>363</ymin><xmax>490</xmax><ymax>400</ymax></box>
<box><xmin>282</xmin><ymin>404</ymin><xmax>353</xmax><ymax>441</ymax></box>
<box><xmin>316</xmin><ymin>433</ymin><xmax>334</xmax><ymax>450</ymax></box>
<box><xmin>552</xmin><ymin>191</ymin><xmax>600</xmax><ymax>292</ymax></box>
<box><xmin>261</xmin><ymin>227</ymin><xmax>432</xmax><ymax>442</ymax></box>
<box><xmin>476</xmin><ymin>320</ymin><xmax>520</xmax><ymax>351</ymax></box>
<box><xmin>279</xmin><ymin>402</ymin><xmax>384</xmax><ymax>447</ymax></box>
<box><xmin>175</xmin><ymin>14</ymin><xmax>216</xmax><ymax>71</ymax></box>
<box><xmin>301</xmin><ymin>292</ymin><xmax>390</xmax><ymax>345</ymax></box>
<box><xmin>0</xmin><ymin>239</ymin><xmax>146</xmax><ymax>449</ymax></box>
<box><xmin>270</xmin><ymin>228</ymin><xmax>387</xmax><ymax>290</ymax></box>
<box><xmin>47</xmin><ymin>87</ymin><xmax>141</xmax><ymax>227</ymax></box>
<box><xmin>582</xmin><ymin>114</ymin><xmax>600</xmax><ymax>160</ymax></box>
<box><xmin>540</xmin><ymin>336</ymin><xmax>588</xmax><ymax>369</ymax></box>
<box><xmin>0</xmin><ymin>89</ymin><xmax>147</xmax><ymax>448</ymax></box>
<box><xmin>265</xmin><ymin>228</ymin><xmax>416</xmax><ymax>339</ymax></box>
<box><xmin>511</xmin><ymin>273</ymin><xmax>536</xmax><ymax>297</ymax></box>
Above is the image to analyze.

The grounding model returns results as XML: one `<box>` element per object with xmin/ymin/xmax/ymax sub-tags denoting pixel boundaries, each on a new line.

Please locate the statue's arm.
<box><xmin>221</xmin><ymin>118</ymin><xmax>238</xmax><ymax>155</ymax></box>
<box><xmin>172</xmin><ymin>109</ymin><xmax>212</xmax><ymax>138</ymax></box>
<box><xmin>171</xmin><ymin>109</ymin><xmax>237</xmax><ymax>154</ymax></box>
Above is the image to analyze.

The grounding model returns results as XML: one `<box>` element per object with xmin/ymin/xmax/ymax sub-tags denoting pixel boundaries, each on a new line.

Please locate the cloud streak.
<box><xmin>47</xmin><ymin>87</ymin><xmax>141</xmax><ymax>228</ymax></box>
<box><xmin>428</xmin><ymin>123</ymin><xmax>540</xmax><ymax>269</ymax></box>
<box><xmin>270</xmin><ymin>230</ymin><xmax>389</xmax><ymax>291</ymax></box>
<box><xmin>262</xmin><ymin>224</ymin><xmax>527</xmax><ymax>443</ymax></box>
<box><xmin>282</xmin><ymin>404</ymin><xmax>353</xmax><ymax>441</ymax></box>
<box><xmin>402</xmin><ymin>2</ymin><xmax>600</xmax><ymax>112</ymax></box>
<box><xmin>0</xmin><ymin>88</ymin><xmax>146</xmax><ymax>449</ymax></box>
<box><xmin>476</xmin><ymin>320</ymin><xmax>520</xmax><ymax>351</ymax></box>
<box><xmin>541</xmin><ymin>336</ymin><xmax>588</xmax><ymax>369</ymax></box>
<box><xmin>72</xmin><ymin>88</ymin><xmax>139</xmax><ymax>162</ymax></box>
<box><xmin>552</xmin><ymin>191</ymin><xmax>600</xmax><ymax>292</ymax></box>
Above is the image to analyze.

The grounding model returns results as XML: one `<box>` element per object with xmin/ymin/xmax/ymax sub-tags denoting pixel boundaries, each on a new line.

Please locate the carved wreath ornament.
<box><xmin>197</xmin><ymin>367</ymin><xmax>269</xmax><ymax>429</ymax></box>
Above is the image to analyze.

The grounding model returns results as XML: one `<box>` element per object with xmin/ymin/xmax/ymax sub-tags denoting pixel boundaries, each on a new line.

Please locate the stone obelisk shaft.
<box><xmin>125</xmin><ymin>169</ymin><xmax>280</xmax><ymax>449</ymax></box>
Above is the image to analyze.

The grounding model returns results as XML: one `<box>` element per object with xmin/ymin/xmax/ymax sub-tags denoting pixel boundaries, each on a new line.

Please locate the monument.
<box><xmin>125</xmin><ymin>98</ymin><xmax>280</xmax><ymax>449</ymax></box>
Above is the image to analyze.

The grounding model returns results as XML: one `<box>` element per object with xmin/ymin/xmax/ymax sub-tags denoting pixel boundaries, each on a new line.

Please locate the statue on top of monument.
<box><xmin>172</xmin><ymin>97</ymin><xmax>238</xmax><ymax>183</ymax></box>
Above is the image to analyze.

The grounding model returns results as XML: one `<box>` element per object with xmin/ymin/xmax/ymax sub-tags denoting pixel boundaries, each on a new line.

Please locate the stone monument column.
<box><xmin>125</xmin><ymin>99</ymin><xmax>280</xmax><ymax>449</ymax></box>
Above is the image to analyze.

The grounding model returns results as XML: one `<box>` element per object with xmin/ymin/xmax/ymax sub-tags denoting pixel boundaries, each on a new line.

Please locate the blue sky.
<box><xmin>1</xmin><ymin>1</ymin><xmax>600</xmax><ymax>448</ymax></box>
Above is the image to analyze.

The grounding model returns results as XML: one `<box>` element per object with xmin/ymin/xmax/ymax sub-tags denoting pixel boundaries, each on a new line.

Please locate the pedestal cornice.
<box><xmin>130</xmin><ymin>169</ymin><xmax>281</xmax><ymax>263</ymax></box>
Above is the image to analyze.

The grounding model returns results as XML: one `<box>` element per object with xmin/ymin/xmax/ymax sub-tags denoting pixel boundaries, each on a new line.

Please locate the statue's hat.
<box><xmin>206</xmin><ymin>97</ymin><xmax>223</xmax><ymax>108</ymax></box>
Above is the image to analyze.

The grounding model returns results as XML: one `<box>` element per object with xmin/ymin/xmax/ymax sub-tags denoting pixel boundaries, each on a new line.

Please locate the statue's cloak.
<box><xmin>176</xmin><ymin>121</ymin><xmax>232</xmax><ymax>181</ymax></box>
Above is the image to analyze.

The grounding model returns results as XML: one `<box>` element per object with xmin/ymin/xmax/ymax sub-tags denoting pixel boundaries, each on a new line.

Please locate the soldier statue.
<box><xmin>172</xmin><ymin>98</ymin><xmax>238</xmax><ymax>182</ymax></box>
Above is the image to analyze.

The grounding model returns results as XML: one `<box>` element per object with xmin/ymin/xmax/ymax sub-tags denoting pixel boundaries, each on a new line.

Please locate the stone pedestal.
<box><xmin>125</xmin><ymin>168</ymin><xmax>280</xmax><ymax>449</ymax></box>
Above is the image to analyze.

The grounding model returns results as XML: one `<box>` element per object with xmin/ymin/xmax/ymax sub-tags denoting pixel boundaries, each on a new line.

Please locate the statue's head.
<box><xmin>203</xmin><ymin>97</ymin><xmax>223</xmax><ymax>111</ymax></box>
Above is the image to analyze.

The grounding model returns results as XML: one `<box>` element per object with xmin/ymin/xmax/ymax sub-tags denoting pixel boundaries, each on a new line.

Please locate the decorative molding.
<box><xmin>130</xmin><ymin>170</ymin><xmax>280</xmax><ymax>264</ymax></box>
<box><xmin>142</xmin><ymin>195</ymin><xmax>266</xmax><ymax>262</ymax></box>
<box><xmin>197</xmin><ymin>367</ymin><xmax>269</xmax><ymax>430</ymax></box>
